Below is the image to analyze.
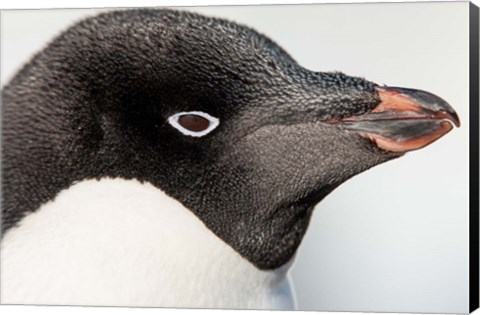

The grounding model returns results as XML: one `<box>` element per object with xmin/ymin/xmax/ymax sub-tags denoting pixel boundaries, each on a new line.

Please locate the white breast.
<box><xmin>1</xmin><ymin>178</ymin><xmax>296</xmax><ymax>309</ymax></box>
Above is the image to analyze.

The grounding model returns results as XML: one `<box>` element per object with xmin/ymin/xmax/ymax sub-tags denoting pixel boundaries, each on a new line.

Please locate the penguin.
<box><xmin>0</xmin><ymin>9</ymin><xmax>460</xmax><ymax>309</ymax></box>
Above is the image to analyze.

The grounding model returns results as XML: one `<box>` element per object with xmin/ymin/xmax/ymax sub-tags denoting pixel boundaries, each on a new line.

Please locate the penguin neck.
<box><xmin>1</xmin><ymin>178</ymin><xmax>296</xmax><ymax>309</ymax></box>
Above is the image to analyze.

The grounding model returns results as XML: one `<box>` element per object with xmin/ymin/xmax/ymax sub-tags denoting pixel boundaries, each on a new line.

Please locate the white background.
<box><xmin>0</xmin><ymin>0</ymin><xmax>476</xmax><ymax>315</ymax></box>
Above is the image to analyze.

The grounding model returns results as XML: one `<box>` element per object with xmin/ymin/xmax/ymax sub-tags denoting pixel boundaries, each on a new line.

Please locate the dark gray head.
<box><xmin>1</xmin><ymin>9</ymin><xmax>459</xmax><ymax>269</ymax></box>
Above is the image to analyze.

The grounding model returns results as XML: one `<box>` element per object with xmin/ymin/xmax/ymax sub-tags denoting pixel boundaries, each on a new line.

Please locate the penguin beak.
<box><xmin>334</xmin><ymin>86</ymin><xmax>460</xmax><ymax>152</ymax></box>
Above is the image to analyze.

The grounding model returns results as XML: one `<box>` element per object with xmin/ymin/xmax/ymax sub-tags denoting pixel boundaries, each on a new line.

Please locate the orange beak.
<box><xmin>336</xmin><ymin>86</ymin><xmax>460</xmax><ymax>153</ymax></box>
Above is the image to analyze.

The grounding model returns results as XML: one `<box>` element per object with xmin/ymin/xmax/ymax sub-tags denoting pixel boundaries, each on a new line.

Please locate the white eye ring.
<box><xmin>167</xmin><ymin>111</ymin><xmax>220</xmax><ymax>137</ymax></box>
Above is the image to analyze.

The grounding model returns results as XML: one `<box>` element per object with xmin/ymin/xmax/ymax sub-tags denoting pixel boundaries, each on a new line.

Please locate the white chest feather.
<box><xmin>1</xmin><ymin>178</ymin><xmax>295</xmax><ymax>309</ymax></box>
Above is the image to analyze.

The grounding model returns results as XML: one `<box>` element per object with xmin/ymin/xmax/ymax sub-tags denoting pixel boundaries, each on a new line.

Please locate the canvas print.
<box><xmin>1</xmin><ymin>2</ymin><xmax>478</xmax><ymax>313</ymax></box>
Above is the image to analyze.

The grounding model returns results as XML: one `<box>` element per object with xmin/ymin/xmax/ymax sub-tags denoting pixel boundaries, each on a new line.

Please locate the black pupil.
<box><xmin>178</xmin><ymin>114</ymin><xmax>210</xmax><ymax>132</ymax></box>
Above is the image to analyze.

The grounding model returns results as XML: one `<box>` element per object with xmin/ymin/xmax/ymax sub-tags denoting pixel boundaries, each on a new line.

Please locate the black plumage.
<box><xmin>3</xmin><ymin>9</ymin><xmax>452</xmax><ymax>270</ymax></box>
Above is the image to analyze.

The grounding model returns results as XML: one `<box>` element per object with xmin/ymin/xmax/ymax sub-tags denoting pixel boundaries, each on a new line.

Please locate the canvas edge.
<box><xmin>469</xmin><ymin>1</ymin><xmax>480</xmax><ymax>314</ymax></box>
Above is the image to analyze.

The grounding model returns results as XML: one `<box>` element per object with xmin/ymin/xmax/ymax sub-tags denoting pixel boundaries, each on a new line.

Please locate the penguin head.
<box><xmin>3</xmin><ymin>9</ymin><xmax>459</xmax><ymax>269</ymax></box>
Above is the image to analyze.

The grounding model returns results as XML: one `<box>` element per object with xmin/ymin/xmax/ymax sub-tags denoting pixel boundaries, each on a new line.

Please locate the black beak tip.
<box><xmin>448</xmin><ymin>110</ymin><xmax>461</xmax><ymax>128</ymax></box>
<box><xmin>388</xmin><ymin>86</ymin><xmax>461</xmax><ymax>127</ymax></box>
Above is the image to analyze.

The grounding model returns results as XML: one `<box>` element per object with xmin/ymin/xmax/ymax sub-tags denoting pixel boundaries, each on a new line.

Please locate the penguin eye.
<box><xmin>167</xmin><ymin>111</ymin><xmax>219</xmax><ymax>137</ymax></box>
